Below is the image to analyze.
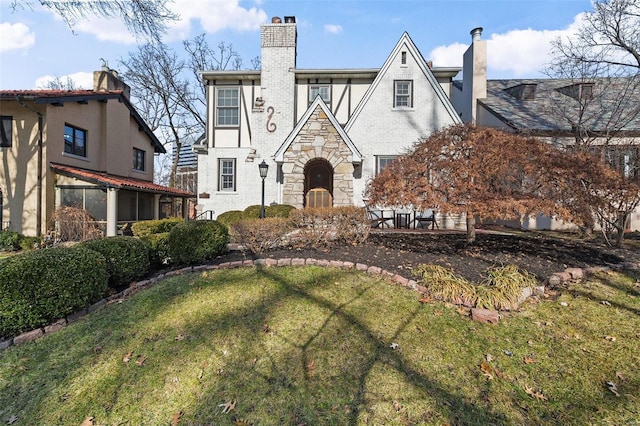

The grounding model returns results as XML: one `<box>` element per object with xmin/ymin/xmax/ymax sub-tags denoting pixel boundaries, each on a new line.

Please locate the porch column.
<box><xmin>153</xmin><ymin>194</ymin><xmax>160</xmax><ymax>220</ymax></box>
<box><xmin>106</xmin><ymin>187</ymin><xmax>118</xmax><ymax>237</ymax></box>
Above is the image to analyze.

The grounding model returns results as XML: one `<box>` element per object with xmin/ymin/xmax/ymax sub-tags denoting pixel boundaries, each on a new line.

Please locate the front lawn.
<box><xmin>1</xmin><ymin>266</ymin><xmax>639</xmax><ymax>425</ymax></box>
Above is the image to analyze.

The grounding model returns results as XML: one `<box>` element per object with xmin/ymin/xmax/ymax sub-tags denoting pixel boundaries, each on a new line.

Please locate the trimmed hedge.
<box><xmin>131</xmin><ymin>218</ymin><xmax>183</xmax><ymax>237</ymax></box>
<box><xmin>167</xmin><ymin>220</ymin><xmax>229</xmax><ymax>265</ymax></box>
<box><xmin>0</xmin><ymin>247</ymin><xmax>109</xmax><ymax>338</ymax></box>
<box><xmin>0</xmin><ymin>231</ymin><xmax>22</xmax><ymax>252</ymax></box>
<box><xmin>140</xmin><ymin>232</ymin><xmax>170</xmax><ymax>269</ymax></box>
<box><xmin>79</xmin><ymin>236</ymin><xmax>150</xmax><ymax>289</ymax></box>
<box><xmin>217</xmin><ymin>210</ymin><xmax>244</xmax><ymax>227</ymax></box>
<box><xmin>265</xmin><ymin>204</ymin><xmax>296</xmax><ymax>218</ymax></box>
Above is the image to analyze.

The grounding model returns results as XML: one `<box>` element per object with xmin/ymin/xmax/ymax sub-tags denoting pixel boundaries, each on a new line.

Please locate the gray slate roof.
<box><xmin>458</xmin><ymin>77</ymin><xmax>640</xmax><ymax>135</ymax></box>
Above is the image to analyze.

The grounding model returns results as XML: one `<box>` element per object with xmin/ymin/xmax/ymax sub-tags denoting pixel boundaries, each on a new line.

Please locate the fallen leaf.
<box><xmin>390</xmin><ymin>342</ymin><xmax>399</xmax><ymax>350</ymax></box>
<box><xmin>485</xmin><ymin>353</ymin><xmax>494</xmax><ymax>362</ymax></box>
<box><xmin>7</xmin><ymin>415</ymin><xmax>18</xmax><ymax>425</ymax></box>
<box><xmin>80</xmin><ymin>416</ymin><xmax>94</xmax><ymax>426</ymax></box>
<box><xmin>123</xmin><ymin>352</ymin><xmax>133</xmax><ymax>363</ymax></box>
<box><xmin>503</xmin><ymin>350</ymin><xmax>513</xmax><ymax>357</ymax></box>
<box><xmin>170</xmin><ymin>411</ymin><xmax>183</xmax><ymax>426</ymax></box>
<box><xmin>523</xmin><ymin>356</ymin><xmax>537</xmax><ymax>364</ymax></box>
<box><xmin>135</xmin><ymin>355</ymin><xmax>147</xmax><ymax>366</ymax></box>
<box><xmin>175</xmin><ymin>334</ymin><xmax>186</xmax><ymax>341</ymax></box>
<box><xmin>307</xmin><ymin>360</ymin><xmax>315</xmax><ymax>379</ymax></box>
<box><xmin>219</xmin><ymin>400</ymin><xmax>237</xmax><ymax>414</ymax></box>
<box><xmin>392</xmin><ymin>400</ymin><xmax>402</xmax><ymax>412</ymax></box>
<box><xmin>456</xmin><ymin>307</ymin><xmax>469</xmax><ymax>316</ymax></box>
<box><xmin>480</xmin><ymin>362</ymin><xmax>494</xmax><ymax>380</ymax></box>
<box><xmin>418</xmin><ymin>296</ymin><xmax>433</xmax><ymax>304</ymax></box>
<box><xmin>605</xmin><ymin>381</ymin><xmax>619</xmax><ymax>396</ymax></box>
<box><xmin>523</xmin><ymin>385</ymin><xmax>547</xmax><ymax>401</ymax></box>
<box><xmin>601</xmin><ymin>300</ymin><xmax>612</xmax><ymax>306</ymax></box>
<box><xmin>604</xmin><ymin>335</ymin><xmax>617</xmax><ymax>342</ymax></box>
<box><xmin>434</xmin><ymin>311</ymin><xmax>442</xmax><ymax>316</ymax></box>
<box><xmin>262</xmin><ymin>323</ymin><xmax>270</xmax><ymax>333</ymax></box>
<box><xmin>616</xmin><ymin>371</ymin><xmax>624</xmax><ymax>380</ymax></box>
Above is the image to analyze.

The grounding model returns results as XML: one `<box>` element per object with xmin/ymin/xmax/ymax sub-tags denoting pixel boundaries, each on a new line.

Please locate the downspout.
<box><xmin>16</xmin><ymin>97</ymin><xmax>44</xmax><ymax>237</ymax></box>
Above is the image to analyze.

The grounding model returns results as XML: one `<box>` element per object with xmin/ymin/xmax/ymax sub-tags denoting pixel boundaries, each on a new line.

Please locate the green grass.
<box><xmin>1</xmin><ymin>266</ymin><xmax>639</xmax><ymax>425</ymax></box>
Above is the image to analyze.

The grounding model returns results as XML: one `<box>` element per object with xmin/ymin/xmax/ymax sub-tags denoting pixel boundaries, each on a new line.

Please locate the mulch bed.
<box><xmin>211</xmin><ymin>229</ymin><xmax>640</xmax><ymax>283</ymax></box>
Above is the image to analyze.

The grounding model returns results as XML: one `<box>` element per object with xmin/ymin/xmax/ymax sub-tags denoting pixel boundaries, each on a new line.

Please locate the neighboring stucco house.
<box><xmin>451</xmin><ymin>27</ymin><xmax>640</xmax><ymax>231</ymax></box>
<box><xmin>0</xmin><ymin>69</ymin><xmax>193</xmax><ymax>237</ymax></box>
<box><xmin>196</xmin><ymin>16</ymin><xmax>462</xmax><ymax>216</ymax></box>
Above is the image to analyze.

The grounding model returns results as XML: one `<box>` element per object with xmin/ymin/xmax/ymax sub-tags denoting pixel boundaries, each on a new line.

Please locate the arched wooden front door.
<box><xmin>304</xmin><ymin>159</ymin><xmax>333</xmax><ymax>208</ymax></box>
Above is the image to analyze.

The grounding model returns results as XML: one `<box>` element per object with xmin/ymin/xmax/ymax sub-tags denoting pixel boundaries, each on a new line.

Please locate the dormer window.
<box><xmin>557</xmin><ymin>82</ymin><xmax>594</xmax><ymax>101</ymax></box>
<box><xmin>505</xmin><ymin>83</ymin><xmax>537</xmax><ymax>100</ymax></box>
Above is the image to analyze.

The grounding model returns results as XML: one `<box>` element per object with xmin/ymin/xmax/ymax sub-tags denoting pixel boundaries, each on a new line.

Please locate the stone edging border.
<box><xmin>2</xmin><ymin>258</ymin><xmax>639</xmax><ymax>352</ymax></box>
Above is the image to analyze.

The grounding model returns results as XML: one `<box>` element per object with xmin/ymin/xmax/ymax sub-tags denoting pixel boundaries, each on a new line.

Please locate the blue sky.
<box><xmin>0</xmin><ymin>0</ymin><xmax>594</xmax><ymax>90</ymax></box>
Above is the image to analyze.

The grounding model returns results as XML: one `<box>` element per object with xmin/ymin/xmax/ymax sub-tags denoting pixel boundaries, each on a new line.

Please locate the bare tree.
<box><xmin>38</xmin><ymin>76</ymin><xmax>78</xmax><ymax>90</ymax></box>
<box><xmin>121</xmin><ymin>42</ymin><xmax>203</xmax><ymax>188</ymax></box>
<box><xmin>11</xmin><ymin>0</ymin><xmax>177</xmax><ymax>41</ymax></box>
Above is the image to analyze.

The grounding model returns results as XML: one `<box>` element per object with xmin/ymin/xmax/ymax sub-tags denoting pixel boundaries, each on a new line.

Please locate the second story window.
<box><xmin>64</xmin><ymin>124</ymin><xmax>87</xmax><ymax>157</ymax></box>
<box><xmin>309</xmin><ymin>85</ymin><xmax>330</xmax><ymax>104</ymax></box>
<box><xmin>394</xmin><ymin>80</ymin><xmax>412</xmax><ymax>108</ymax></box>
<box><xmin>216</xmin><ymin>87</ymin><xmax>240</xmax><ymax>126</ymax></box>
<box><xmin>1</xmin><ymin>115</ymin><xmax>12</xmax><ymax>148</ymax></box>
<box><xmin>133</xmin><ymin>148</ymin><xmax>145</xmax><ymax>171</ymax></box>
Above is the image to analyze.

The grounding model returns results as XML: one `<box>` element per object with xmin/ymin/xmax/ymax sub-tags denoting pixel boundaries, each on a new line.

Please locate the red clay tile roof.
<box><xmin>51</xmin><ymin>163</ymin><xmax>194</xmax><ymax>197</ymax></box>
<box><xmin>0</xmin><ymin>89</ymin><xmax>123</xmax><ymax>98</ymax></box>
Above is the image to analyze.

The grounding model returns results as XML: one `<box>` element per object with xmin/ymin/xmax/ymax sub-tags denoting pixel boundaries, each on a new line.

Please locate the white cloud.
<box><xmin>165</xmin><ymin>0</ymin><xmax>268</xmax><ymax>41</ymax></box>
<box><xmin>0</xmin><ymin>22</ymin><xmax>36</xmax><ymax>52</ymax></box>
<box><xmin>324</xmin><ymin>24</ymin><xmax>343</xmax><ymax>35</ymax></box>
<box><xmin>35</xmin><ymin>72</ymin><xmax>93</xmax><ymax>89</ymax></box>
<box><xmin>73</xmin><ymin>17</ymin><xmax>136</xmax><ymax>44</ymax></box>
<box><xmin>429</xmin><ymin>13</ymin><xmax>586</xmax><ymax>77</ymax></box>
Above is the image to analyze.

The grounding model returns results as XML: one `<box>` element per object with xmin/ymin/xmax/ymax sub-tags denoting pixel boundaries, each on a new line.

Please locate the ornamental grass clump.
<box><xmin>413</xmin><ymin>264</ymin><xmax>537</xmax><ymax>310</ymax></box>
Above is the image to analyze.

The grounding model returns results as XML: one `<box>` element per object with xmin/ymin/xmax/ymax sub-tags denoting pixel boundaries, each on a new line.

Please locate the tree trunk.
<box><xmin>614</xmin><ymin>213</ymin><xmax>627</xmax><ymax>248</ymax></box>
<box><xmin>466</xmin><ymin>212</ymin><xmax>476</xmax><ymax>244</ymax></box>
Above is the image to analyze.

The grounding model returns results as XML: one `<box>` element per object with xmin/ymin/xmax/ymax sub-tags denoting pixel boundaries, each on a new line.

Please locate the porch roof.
<box><xmin>50</xmin><ymin>163</ymin><xmax>194</xmax><ymax>197</ymax></box>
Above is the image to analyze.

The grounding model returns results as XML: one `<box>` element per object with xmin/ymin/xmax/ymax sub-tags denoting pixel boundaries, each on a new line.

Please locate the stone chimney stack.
<box><xmin>461</xmin><ymin>27</ymin><xmax>487</xmax><ymax>123</ymax></box>
<box><xmin>93</xmin><ymin>65</ymin><xmax>131</xmax><ymax>99</ymax></box>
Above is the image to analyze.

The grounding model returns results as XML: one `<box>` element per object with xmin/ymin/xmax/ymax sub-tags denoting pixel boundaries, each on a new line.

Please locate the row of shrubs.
<box><xmin>0</xmin><ymin>219</ymin><xmax>229</xmax><ymax>339</ymax></box>
<box><xmin>231</xmin><ymin>206</ymin><xmax>371</xmax><ymax>254</ymax></box>
<box><xmin>0</xmin><ymin>230</ymin><xmax>41</xmax><ymax>252</ymax></box>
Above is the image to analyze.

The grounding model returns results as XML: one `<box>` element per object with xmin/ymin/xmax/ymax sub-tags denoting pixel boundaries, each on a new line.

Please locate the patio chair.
<box><xmin>413</xmin><ymin>209</ymin><xmax>437</xmax><ymax>229</ymax></box>
<box><xmin>367</xmin><ymin>207</ymin><xmax>394</xmax><ymax>228</ymax></box>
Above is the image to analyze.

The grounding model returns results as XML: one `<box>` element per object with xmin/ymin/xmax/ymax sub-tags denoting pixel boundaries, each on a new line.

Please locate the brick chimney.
<box><xmin>93</xmin><ymin>65</ymin><xmax>131</xmax><ymax>99</ymax></box>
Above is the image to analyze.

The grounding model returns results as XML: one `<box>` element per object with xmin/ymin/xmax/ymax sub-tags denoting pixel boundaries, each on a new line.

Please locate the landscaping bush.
<box><xmin>413</xmin><ymin>264</ymin><xmax>537</xmax><ymax>310</ymax></box>
<box><xmin>217</xmin><ymin>210</ymin><xmax>244</xmax><ymax>227</ymax></box>
<box><xmin>79</xmin><ymin>236</ymin><xmax>150</xmax><ymax>290</ymax></box>
<box><xmin>265</xmin><ymin>204</ymin><xmax>296</xmax><ymax>218</ymax></box>
<box><xmin>289</xmin><ymin>206</ymin><xmax>370</xmax><ymax>248</ymax></box>
<box><xmin>0</xmin><ymin>247</ymin><xmax>108</xmax><ymax>338</ymax></box>
<box><xmin>19</xmin><ymin>236</ymin><xmax>41</xmax><ymax>251</ymax></box>
<box><xmin>231</xmin><ymin>218</ymin><xmax>293</xmax><ymax>254</ymax></box>
<box><xmin>140</xmin><ymin>232</ymin><xmax>171</xmax><ymax>269</ymax></box>
<box><xmin>131</xmin><ymin>217</ymin><xmax>183</xmax><ymax>237</ymax></box>
<box><xmin>167</xmin><ymin>220</ymin><xmax>229</xmax><ymax>265</ymax></box>
<box><xmin>242</xmin><ymin>204</ymin><xmax>264</xmax><ymax>219</ymax></box>
<box><xmin>50</xmin><ymin>206</ymin><xmax>102</xmax><ymax>242</ymax></box>
<box><xmin>0</xmin><ymin>231</ymin><xmax>22</xmax><ymax>252</ymax></box>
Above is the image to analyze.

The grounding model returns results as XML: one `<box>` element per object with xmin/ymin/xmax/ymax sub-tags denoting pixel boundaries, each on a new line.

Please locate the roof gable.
<box><xmin>274</xmin><ymin>95</ymin><xmax>362</xmax><ymax>163</ymax></box>
<box><xmin>344</xmin><ymin>32</ymin><xmax>462</xmax><ymax>132</ymax></box>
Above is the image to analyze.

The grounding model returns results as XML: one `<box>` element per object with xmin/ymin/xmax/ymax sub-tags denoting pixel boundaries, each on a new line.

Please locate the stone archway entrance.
<box><xmin>304</xmin><ymin>159</ymin><xmax>333</xmax><ymax>208</ymax></box>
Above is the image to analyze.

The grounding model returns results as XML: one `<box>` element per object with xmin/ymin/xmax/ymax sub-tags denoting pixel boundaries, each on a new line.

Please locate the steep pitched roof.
<box><xmin>476</xmin><ymin>77</ymin><xmax>640</xmax><ymax>135</ymax></box>
<box><xmin>0</xmin><ymin>89</ymin><xmax>165</xmax><ymax>153</ymax></box>
<box><xmin>344</xmin><ymin>32</ymin><xmax>462</xmax><ymax>132</ymax></box>
<box><xmin>51</xmin><ymin>163</ymin><xmax>194</xmax><ymax>197</ymax></box>
<box><xmin>274</xmin><ymin>95</ymin><xmax>362</xmax><ymax>163</ymax></box>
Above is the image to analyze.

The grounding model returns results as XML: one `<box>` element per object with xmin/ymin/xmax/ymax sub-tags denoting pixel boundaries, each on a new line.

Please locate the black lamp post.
<box><xmin>258</xmin><ymin>160</ymin><xmax>269</xmax><ymax>219</ymax></box>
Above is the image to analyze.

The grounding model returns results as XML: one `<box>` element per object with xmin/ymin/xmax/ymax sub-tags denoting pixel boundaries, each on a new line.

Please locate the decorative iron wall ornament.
<box><xmin>266</xmin><ymin>106</ymin><xmax>277</xmax><ymax>133</ymax></box>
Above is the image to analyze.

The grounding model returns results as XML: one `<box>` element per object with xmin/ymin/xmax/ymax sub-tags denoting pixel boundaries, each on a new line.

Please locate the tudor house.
<box><xmin>0</xmin><ymin>68</ymin><xmax>193</xmax><ymax>237</ymax></box>
<box><xmin>195</xmin><ymin>16</ymin><xmax>462</xmax><ymax>217</ymax></box>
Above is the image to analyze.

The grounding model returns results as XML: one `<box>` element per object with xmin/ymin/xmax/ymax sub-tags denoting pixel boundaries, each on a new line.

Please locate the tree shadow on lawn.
<box><xmin>3</xmin><ymin>266</ymin><xmax>635</xmax><ymax>424</ymax></box>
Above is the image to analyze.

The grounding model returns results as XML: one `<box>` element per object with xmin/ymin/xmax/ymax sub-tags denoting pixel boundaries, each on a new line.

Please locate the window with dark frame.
<box><xmin>606</xmin><ymin>146</ymin><xmax>639</xmax><ymax>181</ymax></box>
<box><xmin>394</xmin><ymin>80</ymin><xmax>412</xmax><ymax>108</ymax></box>
<box><xmin>0</xmin><ymin>116</ymin><xmax>12</xmax><ymax>148</ymax></box>
<box><xmin>401</xmin><ymin>51</ymin><xmax>407</xmax><ymax>65</ymax></box>
<box><xmin>216</xmin><ymin>87</ymin><xmax>240</xmax><ymax>126</ymax></box>
<box><xmin>133</xmin><ymin>148</ymin><xmax>145</xmax><ymax>171</ymax></box>
<box><xmin>309</xmin><ymin>85</ymin><xmax>330</xmax><ymax>104</ymax></box>
<box><xmin>218</xmin><ymin>158</ymin><xmax>236</xmax><ymax>191</ymax></box>
<box><xmin>64</xmin><ymin>124</ymin><xmax>87</xmax><ymax>157</ymax></box>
